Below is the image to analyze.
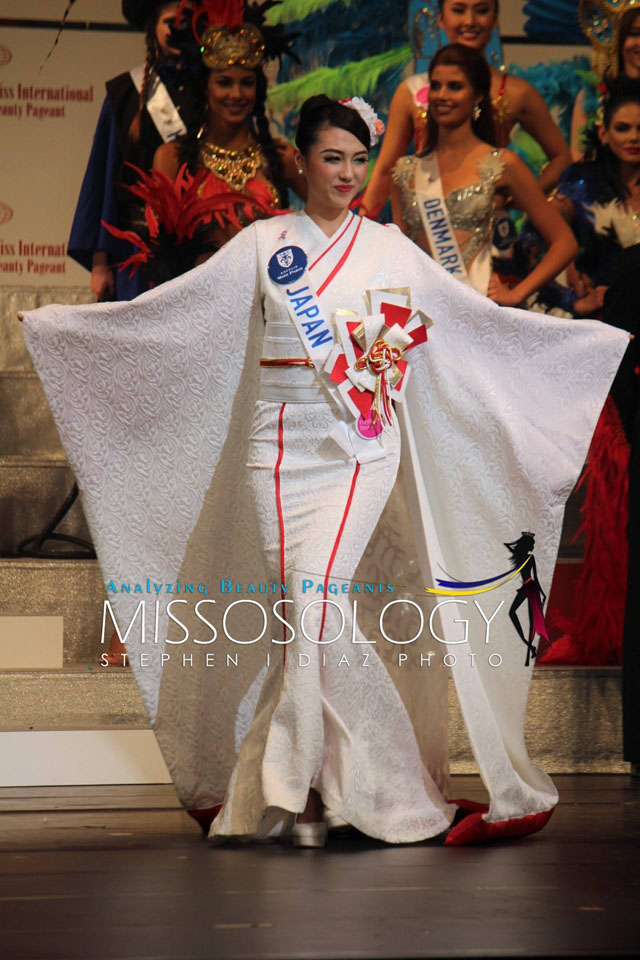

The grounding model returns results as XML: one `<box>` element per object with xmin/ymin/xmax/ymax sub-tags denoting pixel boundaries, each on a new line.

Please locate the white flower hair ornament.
<box><xmin>339</xmin><ymin>97</ymin><xmax>385</xmax><ymax>146</ymax></box>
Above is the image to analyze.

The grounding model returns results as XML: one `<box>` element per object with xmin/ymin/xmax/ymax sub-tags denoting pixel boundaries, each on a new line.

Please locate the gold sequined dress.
<box><xmin>392</xmin><ymin>149</ymin><xmax>505</xmax><ymax>293</ymax></box>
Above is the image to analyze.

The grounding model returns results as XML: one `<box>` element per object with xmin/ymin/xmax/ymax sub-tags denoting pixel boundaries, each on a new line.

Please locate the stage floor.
<box><xmin>0</xmin><ymin>775</ymin><xmax>638</xmax><ymax>959</ymax></box>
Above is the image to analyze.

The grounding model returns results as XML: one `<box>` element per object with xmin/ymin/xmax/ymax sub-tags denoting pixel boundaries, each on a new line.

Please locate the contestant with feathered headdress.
<box><xmin>104</xmin><ymin>0</ymin><xmax>303</xmax><ymax>284</ymax></box>
<box><xmin>571</xmin><ymin>1</ymin><xmax>640</xmax><ymax>159</ymax></box>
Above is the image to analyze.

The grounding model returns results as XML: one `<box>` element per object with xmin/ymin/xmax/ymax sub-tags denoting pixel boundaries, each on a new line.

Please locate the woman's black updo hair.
<box><xmin>295</xmin><ymin>95</ymin><xmax>371</xmax><ymax>156</ymax></box>
<box><xmin>424</xmin><ymin>43</ymin><xmax>496</xmax><ymax>150</ymax></box>
<box><xmin>600</xmin><ymin>74</ymin><xmax>640</xmax><ymax>130</ymax></box>
<box><xmin>579</xmin><ymin>76</ymin><xmax>640</xmax><ymax>203</ymax></box>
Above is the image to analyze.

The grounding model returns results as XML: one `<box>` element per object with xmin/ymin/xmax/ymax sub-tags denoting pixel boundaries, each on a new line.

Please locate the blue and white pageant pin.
<box><xmin>268</xmin><ymin>246</ymin><xmax>308</xmax><ymax>285</ymax></box>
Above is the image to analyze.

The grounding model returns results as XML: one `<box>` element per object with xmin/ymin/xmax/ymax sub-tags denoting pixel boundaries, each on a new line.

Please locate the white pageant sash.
<box><xmin>415</xmin><ymin>152</ymin><xmax>468</xmax><ymax>283</ymax></box>
<box><xmin>264</xmin><ymin>216</ymin><xmax>388</xmax><ymax>464</ymax></box>
<box><xmin>130</xmin><ymin>65</ymin><xmax>187</xmax><ymax>143</ymax></box>
<box><xmin>264</xmin><ymin>217</ymin><xmax>336</xmax><ymax>365</ymax></box>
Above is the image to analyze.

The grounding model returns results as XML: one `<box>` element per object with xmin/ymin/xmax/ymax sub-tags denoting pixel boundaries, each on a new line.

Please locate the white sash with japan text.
<box><xmin>263</xmin><ymin>216</ymin><xmax>388</xmax><ymax>463</ymax></box>
<box><xmin>264</xmin><ymin>218</ymin><xmax>335</xmax><ymax>365</ymax></box>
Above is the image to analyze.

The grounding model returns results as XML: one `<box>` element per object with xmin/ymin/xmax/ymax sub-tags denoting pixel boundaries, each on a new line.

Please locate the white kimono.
<box><xmin>22</xmin><ymin>212</ymin><xmax>629</xmax><ymax>841</ymax></box>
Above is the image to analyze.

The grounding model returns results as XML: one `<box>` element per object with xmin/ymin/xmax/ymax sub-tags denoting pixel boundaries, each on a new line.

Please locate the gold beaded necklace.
<box><xmin>198</xmin><ymin>136</ymin><xmax>263</xmax><ymax>192</ymax></box>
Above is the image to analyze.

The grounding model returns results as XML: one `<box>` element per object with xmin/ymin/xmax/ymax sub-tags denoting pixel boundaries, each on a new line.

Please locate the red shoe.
<box><xmin>445</xmin><ymin>799</ymin><xmax>554</xmax><ymax>846</ymax></box>
<box><xmin>188</xmin><ymin>805</ymin><xmax>221</xmax><ymax>835</ymax></box>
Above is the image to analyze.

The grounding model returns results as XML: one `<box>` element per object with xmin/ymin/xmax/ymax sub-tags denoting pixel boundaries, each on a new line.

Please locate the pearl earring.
<box><xmin>473</xmin><ymin>104</ymin><xmax>481</xmax><ymax>121</ymax></box>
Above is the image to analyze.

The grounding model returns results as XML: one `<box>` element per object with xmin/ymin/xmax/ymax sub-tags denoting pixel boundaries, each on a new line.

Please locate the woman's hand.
<box><xmin>574</xmin><ymin>285</ymin><xmax>608</xmax><ymax>316</ymax></box>
<box><xmin>487</xmin><ymin>275</ymin><xmax>524</xmax><ymax>307</ymax></box>
<box><xmin>91</xmin><ymin>251</ymin><xmax>115</xmax><ymax>301</ymax></box>
<box><xmin>566</xmin><ymin>262</ymin><xmax>585</xmax><ymax>297</ymax></box>
<box><xmin>91</xmin><ymin>264</ymin><xmax>115</xmax><ymax>301</ymax></box>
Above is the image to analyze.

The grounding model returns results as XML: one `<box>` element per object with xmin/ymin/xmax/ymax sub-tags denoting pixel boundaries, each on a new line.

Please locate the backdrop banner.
<box><xmin>0</xmin><ymin>18</ymin><xmax>139</xmax><ymax>288</ymax></box>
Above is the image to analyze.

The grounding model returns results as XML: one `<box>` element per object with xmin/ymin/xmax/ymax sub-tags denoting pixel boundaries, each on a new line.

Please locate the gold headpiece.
<box><xmin>579</xmin><ymin>0</ymin><xmax>640</xmax><ymax>76</ymax></box>
<box><xmin>201</xmin><ymin>22</ymin><xmax>265</xmax><ymax>70</ymax></box>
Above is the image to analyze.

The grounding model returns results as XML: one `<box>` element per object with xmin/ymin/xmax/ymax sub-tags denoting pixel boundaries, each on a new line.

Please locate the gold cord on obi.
<box><xmin>260</xmin><ymin>357</ymin><xmax>316</xmax><ymax>368</ymax></box>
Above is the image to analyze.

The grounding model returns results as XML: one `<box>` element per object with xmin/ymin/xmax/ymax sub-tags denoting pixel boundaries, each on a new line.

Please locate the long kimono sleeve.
<box><xmin>22</xmin><ymin>225</ymin><xmax>262</xmax><ymax>720</ymax></box>
<box><xmin>389</xmin><ymin>232</ymin><xmax>629</xmax><ymax>822</ymax></box>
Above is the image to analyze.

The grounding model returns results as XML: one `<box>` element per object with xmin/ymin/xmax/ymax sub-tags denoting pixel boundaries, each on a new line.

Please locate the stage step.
<box><xmin>0</xmin><ymin>459</ymin><xmax>91</xmax><ymax>555</ymax></box>
<box><xmin>0</xmin><ymin>458</ymin><xmax>583</xmax><ymax>560</ymax></box>
<box><xmin>0</xmin><ymin>663</ymin><xmax>146</xmax><ymax>730</ymax></box>
<box><xmin>0</xmin><ymin>559</ymin><xmax>104</xmax><ymax>662</ymax></box>
<box><xmin>0</xmin><ymin>663</ymin><xmax>625</xmax><ymax>774</ymax></box>
<box><xmin>450</xmin><ymin>665</ymin><xmax>624</xmax><ymax>774</ymax></box>
<box><xmin>0</xmin><ymin>370</ymin><xmax>64</xmax><ymax>457</ymax></box>
<box><xmin>0</xmin><ymin>616</ymin><xmax>64</xmax><ymax>669</ymax></box>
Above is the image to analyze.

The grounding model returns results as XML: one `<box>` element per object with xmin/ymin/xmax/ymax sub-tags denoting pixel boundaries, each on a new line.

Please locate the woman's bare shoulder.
<box><xmin>391</xmin><ymin>78</ymin><xmax>417</xmax><ymax>110</ymax></box>
<box><xmin>502</xmin><ymin>73</ymin><xmax>545</xmax><ymax>112</ymax></box>
<box><xmin>153</xmin><ymin>140</ymin><xmax>181</xmax><ymax>177</ymax></box>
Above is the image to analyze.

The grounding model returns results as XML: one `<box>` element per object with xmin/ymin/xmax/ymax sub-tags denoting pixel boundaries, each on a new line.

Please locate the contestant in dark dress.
<box><xmin>68</xmin><ymin>1</ymin><xmax>197</xmax><ymax>300</ymax></box>
<box><xmin>540</xmin><ymin>79</ymin><xmax>640</xmax><ymax>666</ymax></box>
<box><xmin>602</xmin><ymin>245</ymin><xmax>640</xmax><ymax>772</ymax></box>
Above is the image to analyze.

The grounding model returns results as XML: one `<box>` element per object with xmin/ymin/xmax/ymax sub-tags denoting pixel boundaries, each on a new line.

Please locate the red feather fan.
<box><xmin>102</xmin><ymin>162</ymin><xmax>282</xmax><ymax>284</ymax></box>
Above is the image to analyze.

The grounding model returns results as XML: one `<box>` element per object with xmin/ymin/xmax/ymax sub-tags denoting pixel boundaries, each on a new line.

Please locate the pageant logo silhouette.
<box><xmin>423</xmin><ymin>532</ymin><xmax>550</xmax><ymax>666</ymax></box>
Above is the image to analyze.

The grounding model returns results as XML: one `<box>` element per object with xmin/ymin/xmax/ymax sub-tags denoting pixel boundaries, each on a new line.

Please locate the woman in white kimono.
<box><xmin>21</xmin><ymin>95</ymin><xmax>628</xmax><ymax>848</ymax></box>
